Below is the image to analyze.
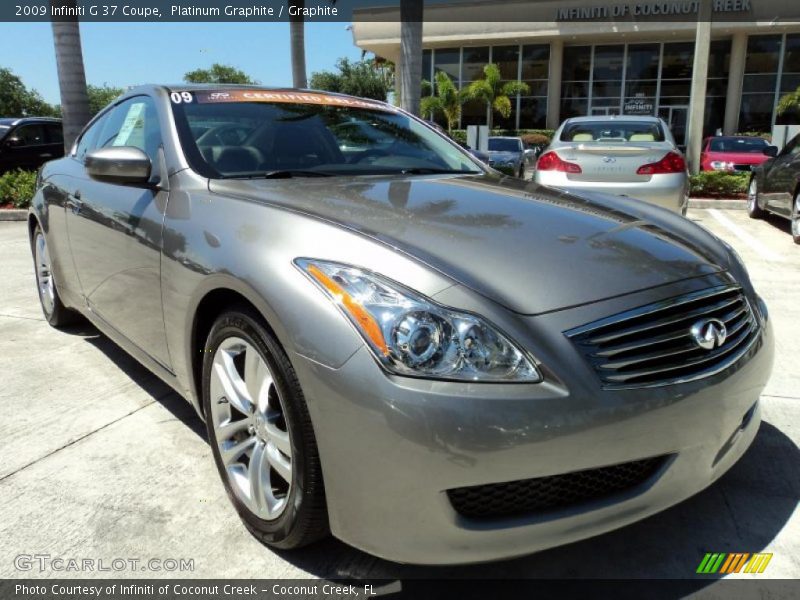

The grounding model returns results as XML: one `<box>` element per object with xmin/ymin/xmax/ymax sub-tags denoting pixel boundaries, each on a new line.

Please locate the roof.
<box><xmin>0</xmin><ymin>117</ymin><xmax>61</xmax><ymax>126</ymax></box>
<box><xmin>565</xmin><ymin>115</ymin><xmax>663</xmax><ymax>123</ymax></box>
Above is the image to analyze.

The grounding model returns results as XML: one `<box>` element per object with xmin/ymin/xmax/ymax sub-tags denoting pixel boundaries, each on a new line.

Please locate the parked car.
<box><xmin>487</xmin><ymin>136</ymin><xmax>536</xmax><ymax>178</ymax></box>
<box><xmin>0</xmin><ymin>117</ymin><xmax>64</xmax><ymax>174</ymax></box>
<box><xmin>424</xmin><ymin>120</ymin><xmax>490</xmax><ymax>164</ymax></box>
<box><xmin>30</xmin><ymin>85</ymin><xmax>772</xmax><ymax>565</ymax></box>
<box><xmin>700</xmin><ymin>135</ymin><xmax>775</xmax><ymax>172</ymax></box>
<box><xmin>748</xmin><ymin>132</ymin><xmax>800</xmax><ymax>243</ymax></box>
<box><xmin>535</xmin><ymin>116</ymin><xmax>689</xmax><ymax>214</ymax></box>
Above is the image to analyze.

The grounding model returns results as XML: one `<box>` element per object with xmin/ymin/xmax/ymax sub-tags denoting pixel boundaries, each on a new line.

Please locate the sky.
<box><xmin>0</xmin><ymin>22</ymin><xmax>364</xmax><ymax>104</ymax></box>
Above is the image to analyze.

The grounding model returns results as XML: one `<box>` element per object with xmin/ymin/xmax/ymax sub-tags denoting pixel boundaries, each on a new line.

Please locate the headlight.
<box><xmin>295</xmin><ymin>259</ymin><xmax>541</xmax><ymax>382</ymax></box>
<box><xmin>710</xmin><ymin>161</ymin><xmax>734</xmax><ymax>171</ymax></box>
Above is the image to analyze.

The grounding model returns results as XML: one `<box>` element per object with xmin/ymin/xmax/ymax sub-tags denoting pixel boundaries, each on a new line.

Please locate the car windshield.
<box><xmin>560</xmin><ymin>121</ymin><xmax>665</xmax><ymax>143</ymax></box>
<box><xmin>709</xmin><ymin>137</ymin><xmax>768</xmax><ymax>153</ymax></box>
<box><xmin>488</xmin><ymin>138</ymin><xmax>520</xmax><ymax>152</ymax></box>
<box><xmin>171</xmin><ymin>90</ymin><xmax>482</xmax><ymax>178</ymax></box>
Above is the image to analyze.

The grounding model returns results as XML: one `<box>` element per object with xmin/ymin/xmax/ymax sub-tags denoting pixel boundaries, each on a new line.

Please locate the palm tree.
<box><xmin>289</xmin><ymin>0</ymin><xmax>307</xmax><ymax>88</ymax></box>
<box><xmin>463</xmin><ymin>63</ymin><xmax>530</xmax><ymax>132</ymax></box>
<box><xmin>51</xmin><ymin>0</ymin><xmax>90</xmax><ymax>151</ymax></box>
<box><xmin>777</xmin><ymin>85</ymin><xmax>800</xmax><ymax>119</ymax></box>
<box><xmin>399</xmin><ymin>0</ymin><xmax>423</xmax><ymax>115</ymax></box>
<box><xmin>420</xmin><ymin>72</ymin><xmax>463</xmax><ymax>132</ymax></box>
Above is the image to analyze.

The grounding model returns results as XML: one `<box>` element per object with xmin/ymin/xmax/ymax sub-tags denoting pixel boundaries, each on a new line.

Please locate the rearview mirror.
<box><xmin>763</xmin><ymin>145</ymin><xmax>779</xmax><ymax>157</ymax></box>
<box><xmin>85</xmin><ymin>146</ymin><xmax>151</xmax><ymax>184</ymax></box>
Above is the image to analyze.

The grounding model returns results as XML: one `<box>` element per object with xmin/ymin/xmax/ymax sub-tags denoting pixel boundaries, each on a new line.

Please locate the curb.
<box><xmin>0</xmin><ymin>209</ymin><xmax>28</xmax><ymax>222</ymax></box>
<box><xmin>689</xmin><ymin>198</ymin><xmax>747</xmax><ymax>210</ymax></box>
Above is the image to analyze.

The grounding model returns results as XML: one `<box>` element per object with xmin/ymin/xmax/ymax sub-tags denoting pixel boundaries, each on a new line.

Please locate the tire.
<box><xmin>792</xmin><ymin>191</ymin><xmax>800</xmax><ymax>245</ymax></box>
<box><xmin>202</xmin><ymin>305</ymin><xmax>328</xmax><ymax>549</ymax></box>
<box><xmin>31</xmin><ymin>224</ymin><xmax>80</xmax><ymax>327</ymax></box>
<box><xmin>747</xmin><ymin>178</ymin><xmax>766</xmax><ymax>219</ymax></box>
<box><xmin>518</xmin><ymin>165</ymin><xmax>525</xmax><ymax>179</ymax></box>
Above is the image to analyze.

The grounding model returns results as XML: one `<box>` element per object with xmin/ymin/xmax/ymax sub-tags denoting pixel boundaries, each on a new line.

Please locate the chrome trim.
<box><xmin>566</xmin><ymin>285</ymin><xmax>762</xmax><ymax>390</ymax></box>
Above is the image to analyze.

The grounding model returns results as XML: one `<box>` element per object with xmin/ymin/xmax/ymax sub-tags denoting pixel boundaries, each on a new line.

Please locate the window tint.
<box><xmin>97</xmin><ymin>96</ymin><xmax>162</xmax><ymax>162</ymax></box>
<box><xmin>75</xmin><ymin>115</ymin><xmax>106</xmax><ymax>161</ymax></box>
<box><xmin>45</xmin><ymin>124</ymin><xmax>63</xmax><ymax>144</ymax></box>
<box><xmin>488</xmin><ymin>138</ymin><xmax>521</xmax><ymax>152</ymax></box>
<box><xmin>708</xmin><ymin>137</ymin><xmax>767</xmax><ymax>153</ymax></box>
<box><xmin>12</xmin><ymin>124</ymin><xmax>46</xmax><ymax>146</ymax></box>
<box><xmin>560</xmin><ymin>121</ymin><xmax>665</xmax><ymax>142</ymax></box>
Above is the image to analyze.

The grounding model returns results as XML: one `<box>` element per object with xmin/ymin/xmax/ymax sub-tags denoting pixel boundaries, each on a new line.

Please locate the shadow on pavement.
<box><xmin>61</xmin><ymin>320</ymin><xmax>207</xmax><ymax>441</ymax></box>
<box><xmin>275</xmin><ymin>420</ymin><xmax>798</xmax><ymax>587</ymax></box>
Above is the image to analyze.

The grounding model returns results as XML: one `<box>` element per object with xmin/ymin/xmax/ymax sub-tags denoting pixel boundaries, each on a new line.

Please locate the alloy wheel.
<box><xmin>34</xmin><ymin>232</ymin><xmax>55</xmax><ymax>317</ymax></box>
<box><xmin>208</xmin><ymin>336</ymin><xmax>293</xmax><ymax>520</ymax></box>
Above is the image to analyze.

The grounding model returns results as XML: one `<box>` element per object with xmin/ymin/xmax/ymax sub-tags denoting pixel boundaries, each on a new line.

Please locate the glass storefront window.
<box><xmin>461</xmin><ymin>46</ymin><xmax>489</xmax><ymax>85</ymax></box>
<box><xmin>519</xmin><ymin>98</ymin><xmax>547</xmax><ymax>129</ymax></box>
<box><xmin>521</xmin><ymin>44</ymin><xmax>550</xmax><ymax>80</ymax></box>
<box><xmin>745</xmin><ymin>35</ymin><xmax>782</xmax><ymax>74</ymax></box>
<box><xmin>593</xmin><ymin>45</ymin><xmax>624</xmax><ymax>80</ymax></box>
<box><xmin>563</xmin><ymin>46</ymin><xmax>591</xmax><ymax>81</ymax></box>
<box><xmin>422</xmin><ymin>50</ymin><xmax>433</xmax><ymax>86</ymax></box>
<box><xmin>433</xmin><ymin>48</ymin><xmax>460</xmax><ymax>86</ymax></box>
<box><xmin>661</xmin><ymin>42</ymin><xmax>694</xmax><ymax>79</ymax></box>
<box><xmin>626</xmin><ymin>44</ymin><xmax>660</xmax><ymax>80</ymax></box>
<box><xmin>493</xmin><ymin>45</ymin><xmax>520</xmax><ymax>81</ymax></box>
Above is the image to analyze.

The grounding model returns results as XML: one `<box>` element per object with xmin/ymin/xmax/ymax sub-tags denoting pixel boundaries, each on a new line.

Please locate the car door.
<box><xmin>65</xmin><ymin>95</ymin><xmax>172</xmax><ymax>369</ymax></box>
<box><xmin>43</xmin><ymin>122</ymin><xmax>66</xmax><ymax>161</ymax></box>
<box><xmin>762</xmin><ymin>135</ymin><xmax>800</xmax><ymax>216</ymax></box>
<box><xmin>1</xmin><ymin>123</ymin><xmax>49</xmax><ymax>171</ymax></box>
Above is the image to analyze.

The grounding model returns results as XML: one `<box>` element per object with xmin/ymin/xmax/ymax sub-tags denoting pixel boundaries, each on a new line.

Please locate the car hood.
<box><xmin>486</xmin><ymin>151</ymin><xmax>520</xmax><ymax>161</ymax></box>
<box><xmin>209</xmin><ymin>175</ymin><xmax>729</xmax><ymax>315</ymax></box>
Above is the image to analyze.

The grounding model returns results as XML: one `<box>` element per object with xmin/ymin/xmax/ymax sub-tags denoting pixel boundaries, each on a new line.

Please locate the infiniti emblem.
<box><xmin>602</xmin><ymin>156</ymin><xmax>616</xmax><ymax>163</ymax></box>
<box><xmin>690</xmin><ymin>318</ymin><xmax>727</xmax><ymax>351</ymax></box>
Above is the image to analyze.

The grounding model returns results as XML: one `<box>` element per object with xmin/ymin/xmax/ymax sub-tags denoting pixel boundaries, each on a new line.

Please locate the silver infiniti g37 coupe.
<box><xmin>29</xmin><ymin>85</ymin><xmax>773</xmax><ymax>565</ymax></box>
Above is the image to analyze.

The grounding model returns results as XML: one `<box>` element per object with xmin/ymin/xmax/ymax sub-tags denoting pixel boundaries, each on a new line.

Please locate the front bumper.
<box><xmin>291</xmin><ymin>278</ymin><xmax>773</xmax><ymax>565</ymax></box>
<box><xmin>534</xmin><ymin>171</ymin><xmax>688</xmax><ymax>213</ymax></box>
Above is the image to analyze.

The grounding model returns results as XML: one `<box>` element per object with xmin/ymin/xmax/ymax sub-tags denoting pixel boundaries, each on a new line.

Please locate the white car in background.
<box><xmin>535</xmin><ymin>116</ymin><xmax>689</xmax><ymax>214</ymax></box>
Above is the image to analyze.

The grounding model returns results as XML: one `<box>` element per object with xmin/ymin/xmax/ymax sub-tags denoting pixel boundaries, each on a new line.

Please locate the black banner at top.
<box><xmin>3</xmin><ymin>0</ymin><xmax>800</xmax><ymax>22</ymax></box>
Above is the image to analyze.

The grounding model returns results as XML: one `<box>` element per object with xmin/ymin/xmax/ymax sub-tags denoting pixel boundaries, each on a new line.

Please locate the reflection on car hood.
<box><xmin>209</xmin><ymin>175</ymin><xmax>729</xmax><ymax>314</ymax></box>
<box><xmin>486</xmin><ymin>151</ymin><xmax>519</xmax><ymax>161</ymax></box>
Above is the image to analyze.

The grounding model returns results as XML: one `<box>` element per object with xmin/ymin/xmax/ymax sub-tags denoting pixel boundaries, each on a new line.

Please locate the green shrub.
<box><xmin>449</xmin><ymin>129</ymin><xmax>467</xmax><ymax>145</ymax></box>
<box><xmin>689</xmin><ymin>171</ymin><xmax>749</xmax><ymax>198</ymax></box>
<box><xmin>734</xmin><ymin>131</ymin><xmax>771</xmax><ymax>142</ymax></box>
<box><xmin>0</xmin><ymin>169</ymin><xmax>37</xmax><ymax>208</ymax></box>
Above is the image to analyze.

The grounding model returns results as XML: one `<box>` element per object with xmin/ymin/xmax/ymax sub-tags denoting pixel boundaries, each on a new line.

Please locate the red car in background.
<box><xmin>700</xmin><ymin>135</ymin><xmax>776</xmax><ymax>173</ymax></box>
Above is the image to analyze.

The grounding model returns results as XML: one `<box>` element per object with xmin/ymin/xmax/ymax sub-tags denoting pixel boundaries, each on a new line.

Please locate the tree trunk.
<box><xmin>289</xmin><ymin>1</ymin><xmax>307</xmax><ymax>88</ymax></box>
<box><xmin>51</xmin><ymin>0</ymin><xmax>90</xmax><ymax>152</ymax></box>
<box><xmin>399</xmin><ymin>0</ymin><xmax>423</xmax><ymax>115</ymax></box>
<box><xmin>486</xmin><ymin>103</ymin><xmax>493</xmax><ymax>132</ymax></box>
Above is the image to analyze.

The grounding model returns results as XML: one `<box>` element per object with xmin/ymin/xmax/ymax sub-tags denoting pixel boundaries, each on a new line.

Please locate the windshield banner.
<box><xmin>187</xmin><ymin>90</ymin><xmax>396</xmax><ymax>112</ymax></box>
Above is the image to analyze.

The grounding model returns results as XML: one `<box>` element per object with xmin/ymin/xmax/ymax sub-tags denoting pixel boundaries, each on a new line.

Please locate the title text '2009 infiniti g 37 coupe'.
<box><xmin>29</xmin><ymin>85</ymin><xmax>773</xmax><ymax>564</ymax></box>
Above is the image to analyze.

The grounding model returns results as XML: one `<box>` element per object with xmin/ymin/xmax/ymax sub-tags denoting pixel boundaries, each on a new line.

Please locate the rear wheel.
<box><xmin>31</xmin><ymin>224</ymin><xmax>79</xmax><ymax>327</ymax></box>
<box><xmin>202</xmin><ymin>306</ymin><xmax>328</xmax><ymax>549</ymax></box>
<box><xmin>791</xmin><ymin>191</ymin><xmax>800</xmax><ymax>245</ymax></box>
<box><xmin>747</xmin><ymin>178</ymin><xmax>766</xmax><ymax>219</ymax></box>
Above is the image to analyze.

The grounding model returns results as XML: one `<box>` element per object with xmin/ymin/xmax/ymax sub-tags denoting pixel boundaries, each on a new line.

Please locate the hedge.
<box><xmin>0</xmin><ymin>169</ymin><xmax>37</xmax><ymax>209</ymax></box>
<box><xmin>689</xmin><ymin>171</ymin><xmax>750</xmax><ymax>198</ymax></box>
<box><xmin>450</xmin><ymin>128</ymin><xmax>556</xmax><ymax>147</ymax></box>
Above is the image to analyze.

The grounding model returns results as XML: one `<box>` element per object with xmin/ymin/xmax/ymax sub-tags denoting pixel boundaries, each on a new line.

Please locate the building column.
<box><xmin>687</xmin><ymin>0</ymin><xmax>712</xmax><ymax>174</ymax></box>
<box><xmin>723</xmin><ymin>31</ymin><xmax>747</xmax><ymax>135</ymax></box>
<box><xmin>546</xmin><ymin>39</ymin><xmax>563</xmax><ymax>130</ymax></box>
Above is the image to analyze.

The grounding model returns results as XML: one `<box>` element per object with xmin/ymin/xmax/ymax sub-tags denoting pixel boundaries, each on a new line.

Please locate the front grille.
<box><xmin>566</xmin><ymin>285</ymin><xmax>760</xmax><ymax>389</ymax></box>
<box><xmin>447</xmin><ymin>456</ymin><xmax>667</xmax><ymax>520</ymax></box>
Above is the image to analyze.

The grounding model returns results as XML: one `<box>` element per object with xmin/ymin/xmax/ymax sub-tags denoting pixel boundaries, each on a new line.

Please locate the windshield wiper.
<box><xmin>399</xmin><ymin>168</ymin><xmax>481</xmax><ymax>175</ymax></box>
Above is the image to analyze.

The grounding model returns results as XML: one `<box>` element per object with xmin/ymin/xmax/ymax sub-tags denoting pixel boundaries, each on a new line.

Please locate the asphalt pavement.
<box><xmin>0</xmin><ymin>208</ymin><xmax>797</xmax><ymax>582</ymax></box>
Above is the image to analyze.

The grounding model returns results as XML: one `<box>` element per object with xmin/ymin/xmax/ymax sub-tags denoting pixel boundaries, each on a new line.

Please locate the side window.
<box><xmin>46</xmin><ymin>124</ymin><xmax>63</xmax><ymax>145</ymax></box>
<box><xmin>75</xmin><ymin>115</ymin><xmax>106</xmax><ymax>161</ymax></box>
<box><xmin>789</xmin><ymin>136</ymin><xmax>800</xmax><ymax>157</ymax></box>
<box><xmin>12</xmin><ymin>124</ymin><xmax>46</xmax><ymax>147</ymax></box>
<box><xmin>97</xmin><ymin>96</ymin><xmax>162</xmax><ymax>163</ymax></box>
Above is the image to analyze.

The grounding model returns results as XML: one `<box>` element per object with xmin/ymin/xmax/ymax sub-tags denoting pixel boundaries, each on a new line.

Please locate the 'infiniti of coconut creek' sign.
<box><xmin>557</xmin><ymin>0</ymin><xmax>751</xmax><ymax>20</ymax></box>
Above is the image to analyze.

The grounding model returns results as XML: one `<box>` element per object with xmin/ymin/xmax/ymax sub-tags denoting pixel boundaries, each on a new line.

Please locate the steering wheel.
<box><xmin>348</xmin><ymin>148</ymin><xmax>390</xmax><ymax>164</ymax></box>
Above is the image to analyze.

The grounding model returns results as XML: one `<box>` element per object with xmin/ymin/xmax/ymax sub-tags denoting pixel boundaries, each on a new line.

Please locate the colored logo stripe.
<box><xmin>697</xmin><ymin>553</ymin><xmax>772</xmax><ymax>574</ymax></box>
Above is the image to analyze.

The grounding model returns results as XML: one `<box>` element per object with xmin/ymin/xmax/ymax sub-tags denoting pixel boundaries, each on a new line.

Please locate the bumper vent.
<box><xmin>447</xmin><ymin>456</ymin><xmax>667</xmax><ymax>520</ymax></box>
<box><xmin>566</xmin><ymin>285</ymin><xmax>760</xmax><ymax>389</ymax></box>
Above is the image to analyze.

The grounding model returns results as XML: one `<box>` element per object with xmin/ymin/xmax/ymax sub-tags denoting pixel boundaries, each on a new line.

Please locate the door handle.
<box><xmin>67</xmin><ymin>191</ymin><xmax>82</xmax><ymax>214</ymax></box>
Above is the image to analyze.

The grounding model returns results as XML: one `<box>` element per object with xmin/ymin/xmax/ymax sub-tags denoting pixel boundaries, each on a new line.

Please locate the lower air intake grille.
<box><xmin>566</xmin><ymin>285</ymin><xmax>760</xmax><ymax>389</ymax></box>
<box><xmin>447</xmin><ymin>456</ymin><xmax>667</xmax><ymax>520</ymax></box>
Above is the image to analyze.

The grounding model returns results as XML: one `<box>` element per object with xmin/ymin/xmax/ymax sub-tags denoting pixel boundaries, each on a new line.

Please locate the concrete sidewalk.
<box><xmin>0</xmin><ymin>214</ymin><xmax>797</xmax><ymax>582</ymax></box>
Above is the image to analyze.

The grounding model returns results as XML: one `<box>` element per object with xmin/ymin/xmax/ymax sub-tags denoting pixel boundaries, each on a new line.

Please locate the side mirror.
<box><xmin>85</xmin><ymin>146</ymin><xmax>151</xmax><ymax>184</ymax></box>
<box><xmin>524</xmin><ymin>148</ymin><xmax>535</xmax><ymax>158</ymax></box>
<box><xmin>763</xmin><ymin>145</ymin><xmax>779</xmax><ymax>157</ymax></box>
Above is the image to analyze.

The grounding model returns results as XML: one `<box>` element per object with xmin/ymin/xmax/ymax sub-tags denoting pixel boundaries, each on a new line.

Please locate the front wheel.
<box><xmin>202</xmin><ymin>306</ymin><xmax>328</xmax><ymax>549</ymax></box>
<box><xmin>747</xmin><ymin>178</ymin><xmax>766</xmax><ymax>219</ymax></box>
<box><xmin>31</xmin><ymin>224</ymin><xmax>79</xmax><ymax>327</ymax></box>
<box><xmin>791</xmin><ymin>191</ymin><xmax>800</xmax><ymax>245</ymax></box>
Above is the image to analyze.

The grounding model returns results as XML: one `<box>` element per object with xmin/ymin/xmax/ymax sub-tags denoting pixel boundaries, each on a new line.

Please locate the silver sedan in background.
<box><xmin>535</xmin><ymin>116</ymin><xmax>689</xmax><ymax>214</ymax></box>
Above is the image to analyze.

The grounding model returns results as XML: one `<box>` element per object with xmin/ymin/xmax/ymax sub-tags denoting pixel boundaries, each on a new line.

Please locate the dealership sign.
<box><xmin>624</xmin><ymin>96</ymin><xmax>655</xmax><ymax>115</ymax></box>
<box><xmin>557</xmin><ymin>0</ymin><xmax>751</xmax><ymax>20</ymax></box>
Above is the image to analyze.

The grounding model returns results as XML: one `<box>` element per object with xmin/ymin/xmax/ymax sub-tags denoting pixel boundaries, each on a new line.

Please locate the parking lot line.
<box><xmin>707</xmin><ymin>209</ymin><xmax>784</xmax><ymax>263</ymax></box>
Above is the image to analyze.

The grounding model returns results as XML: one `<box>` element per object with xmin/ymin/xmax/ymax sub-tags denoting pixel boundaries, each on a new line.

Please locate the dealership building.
<box><xmin>352</xmin><ymin>0</ymin><xmax>800</xmax><ymax>148</ymax></box>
